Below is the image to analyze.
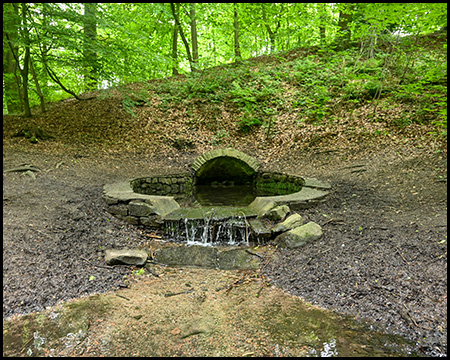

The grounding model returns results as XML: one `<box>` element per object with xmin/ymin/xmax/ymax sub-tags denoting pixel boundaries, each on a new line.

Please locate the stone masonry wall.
<box><xmin>130</xmin><ymin>173</ymin><xmax>193</xmax><ymax>196</ymax></box>
<box><xmin>255</xmin><ymin>172</ymin><xmax>305</xmax><ymax>194</ymax></box>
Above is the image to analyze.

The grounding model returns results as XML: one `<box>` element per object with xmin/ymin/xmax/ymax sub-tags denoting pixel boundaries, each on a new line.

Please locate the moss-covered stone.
<box><xmin>218</xmin><ymin>248</ymin><xmax>260</xmax><ymax>270</ymax></box>
<box><xmin>153</xmin><ymin>245</ymin><xmax>218</xmax><ymax>268</ymax></box>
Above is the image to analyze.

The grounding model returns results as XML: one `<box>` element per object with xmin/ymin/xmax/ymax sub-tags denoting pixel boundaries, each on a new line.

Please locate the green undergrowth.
<box><xmin>117</xmin><ymin>32</ymin><xmax>446</xmax><ymax>140</ymax></box>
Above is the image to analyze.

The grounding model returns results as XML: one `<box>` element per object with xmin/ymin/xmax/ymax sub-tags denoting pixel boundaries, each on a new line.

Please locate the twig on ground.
<box><xmin>395</xmin><ymin>247</ymin><xmax>410</xmax><ymax>264</ymax></box>
<box><xmin>245</xmin><ymin>249</ymin><xmax>264</xmax><ymax>259</ymax></box>
<box><xmin>144</xmin><ymin>233</ymin><xmax>162</xmax><ymax>239</ymax></box>
<box><xmin>164</xmin><ymin>289</ymin><xmax>194</xmax><ymax>297</ymax></box>
<box><xmin>343</xmin><ymin>164</ymin><xmax>366</xmax><ymax>169</ymax></box>
<box><xmin>20</xmin><ymin>336</ymin><xmax>34</xmax><ymax>353</ymax></box>
<box><xmin>181</xmin><ymin>330</ymin><xmax>205</xmax><ymax>339</ymax></box>
<box><xmin>225</xmin><ymin>274</ymin><xmax>246</xmax><ymax>295</ymax></box>
<box><xmin>322</xmin><ymin>218</ymin><xmax>344</xmax><ymax>226</ymax></box>
<box><xmin>4</xmin><ymin>165</ymin><xmax>41</xmax><ymax>173</ymax></box>
<box><xmin>144</xmin><ymin>264</ymin><xmax>160</xmax><ymax>277</ymax></box>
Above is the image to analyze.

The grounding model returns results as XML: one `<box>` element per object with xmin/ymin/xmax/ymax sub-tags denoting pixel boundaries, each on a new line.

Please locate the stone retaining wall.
<box><xmin>130</xmin><ymin>173</ymin><xmax>193</xmax><ymax>196</ymax></box>
<box><xmin>103</xmin><ymin>182</ymin><xmax>180</xmax><ymax>228</ymax></box>
<box><xmin>255</xmin><ymin>171</ymin><xmax>305</xmax><ymax>193</ymax></box>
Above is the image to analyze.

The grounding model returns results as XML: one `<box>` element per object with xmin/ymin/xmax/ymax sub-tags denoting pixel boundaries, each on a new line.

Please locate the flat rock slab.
<box><xmin>164</xmin><ymin>206</ymin><xmax>258</xmax><ymax>221</ymax></box>
<box><xmin>105</xmin><ymin>249</ymin><xmax>148</xmax><ymax>266</ymax></box>
<box><xmin>217</xmin><ymin>248</ymin><xmax>260</xmax><ymax>270</ymax></box>
<box><xmin>248</xmin><ymin>218</ymin><xmax>272</xmax><ymax>239</ymax></box>
<box><xmin>153</xmin><ymin>245</ymin><xmax>260</xmax><ymax>270</ymax></box>
<box><xmin>154</xmin><ymin>245</ymin><xmax>218</xmax><ymax>268</ymax></box>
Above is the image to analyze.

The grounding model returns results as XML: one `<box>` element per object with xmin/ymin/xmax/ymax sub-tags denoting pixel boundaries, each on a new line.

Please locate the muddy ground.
<box><xmin>2</xmin><ymin>143</ymin><xmax>447</xmax><ymax>357</ymax></box>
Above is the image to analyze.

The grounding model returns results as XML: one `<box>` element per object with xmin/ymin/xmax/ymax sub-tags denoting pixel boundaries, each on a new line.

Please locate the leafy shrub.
<box><xmin>237</xmin><ymin>116</ymin><xmax>262</xmax><ymax>133</ymax></box>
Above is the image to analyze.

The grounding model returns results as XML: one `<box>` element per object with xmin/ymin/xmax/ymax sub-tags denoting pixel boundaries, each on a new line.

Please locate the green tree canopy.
<box><xmin>3</xmin><ymin>3</ymin><xmax>447</xmax><ymax>116</ymax></box>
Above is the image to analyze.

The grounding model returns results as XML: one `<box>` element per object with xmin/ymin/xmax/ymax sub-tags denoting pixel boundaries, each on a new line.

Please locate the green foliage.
<box><xmin>131</xmin><ymin>268</ymin><xmax>145</xmax><ymax>276</ymax></box>
<box><xmin>211</xmin><ymin>129</ymin><xmax>229</xmax><ymax>145</ymax></box>
<box><xmin>2</xmin><ymin>2</ymin><xmax>446</xmax><ymax>141</ymax></box>
<box><xmin>237</xmin><ymin>109</ymin><xmax>262</xmax><ymax>133</ymax></box>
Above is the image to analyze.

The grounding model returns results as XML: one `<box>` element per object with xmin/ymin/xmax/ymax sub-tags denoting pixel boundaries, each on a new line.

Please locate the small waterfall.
<box><xmin>164</xmin><ymin>215</ymin><xmax>250</xmax><ymax>246</ymax></box>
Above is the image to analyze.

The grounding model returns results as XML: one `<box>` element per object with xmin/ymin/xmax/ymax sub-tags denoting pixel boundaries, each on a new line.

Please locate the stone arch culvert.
<box><xmin>103</xmin><ymin>148</ymin><xmax>331</xmax><ymax>249</ymax></box>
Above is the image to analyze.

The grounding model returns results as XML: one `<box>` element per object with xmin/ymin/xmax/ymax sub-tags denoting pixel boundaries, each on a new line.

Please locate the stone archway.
<box><xmin>191</xmin><ymin>149</ymin><xmax>260</xmax><ymax>185</ymax></box>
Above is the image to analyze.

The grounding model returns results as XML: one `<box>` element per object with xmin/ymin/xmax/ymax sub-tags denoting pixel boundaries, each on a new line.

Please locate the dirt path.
<box><xmin>2</xmin><ymin>144</ymin><xmax>447</xmax><ymax>356</ymax></box>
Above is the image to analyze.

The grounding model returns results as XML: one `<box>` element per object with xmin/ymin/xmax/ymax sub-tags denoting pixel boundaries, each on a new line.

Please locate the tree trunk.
<box><xmin>233</xmin><ymin>4</ymin><xmax>242</xmax><ymax>63</ymax></box>
<box><xmin>335</xmin><ymin>3</ymin><xmax>354</xmax><ymax>50</ymax></box>
<box><xmin>171</xmin><ymin>3</ymin><xmax>179</xmax><ymax>75</ymax></box>
<box><xmin>3</xmin><ymin>3</ymin><xmax>22</xmax><ymax>114</ymax></box>
<box><xmin>261</xmin><ymin>4</ymin><xmax>280</xmax><ymax>54</ymax></box>
<box><xmin>190</xmin><ymin>3</ymin><xmax>199</xmax><ymax>71</ymax></box>
<box><xmin>319</xmin><ymin>3</ymin><xmax>327</xmax><ymax>46</ymax></box>
<box><xmin>83</xmin><ymin>3</ymin><xmax>98</xmax><ymax>91</ymax></box>
<box><xmin>29</xmin><ymin>58</ymin><xmax>46</xmax><ymax>113</ymax></box>
<box><xmin>39</xmin><ymin>3</ymin><xmax>51</xmax><ymax>101</ymax></box>
<box><xmin>170</xmin><ymin>3</ymin><xmax>194</xmax><ymax>72</ymax></box>
<box><xmin>21</xmin><ymin>3</ymin><xmax>32</xmax><ymax>117</ymax></box>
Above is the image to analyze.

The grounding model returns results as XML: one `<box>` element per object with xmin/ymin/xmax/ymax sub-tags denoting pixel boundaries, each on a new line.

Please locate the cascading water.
<box><xmin>164</xmin><ymin>214</ymin><xmax>250</xmax><ymax>246</ymax></box>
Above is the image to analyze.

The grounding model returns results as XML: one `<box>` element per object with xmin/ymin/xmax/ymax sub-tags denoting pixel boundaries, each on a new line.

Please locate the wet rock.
<box><xmin>266</xmin><ymin>205</ymin><xmax>290</xmax><ymax>221</ymax></box>
<box><xmin>248</xmin><ymin>218</ymin><xmax>272</xmax><ymax>242</ymax></box>
<box><xmin>272</xmin><ymin>213</ymin><xmax>304</xmax><ymax>234</ymax></box>
<box><xmin>105</xmin><ymin>249</ymin><xmax>148</xmax><ymax>266</ymax></box>
<box><xmin>274</xmin><ymin>222</ymin><xmax>323</xmax><ymax>248</ymax></box>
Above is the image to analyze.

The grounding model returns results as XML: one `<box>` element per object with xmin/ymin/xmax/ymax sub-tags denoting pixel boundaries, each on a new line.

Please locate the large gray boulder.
<box><xmin>274</xmin><ymin>222</ymin><xmax>323</xmax><ymax>248</ymax></box>
<box><xmin>105</xmin><ymin>249</ymin><xmax>148</xmax><ymax>266</ymax></box>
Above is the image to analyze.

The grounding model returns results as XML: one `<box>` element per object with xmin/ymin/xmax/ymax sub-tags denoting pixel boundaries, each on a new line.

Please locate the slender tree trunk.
<box><xmin>285</xmin><ymin>19</ymin><xmax>290</xmax><ymax>51</ymax></box>
<box><xmin>171</xmin><ymin>3</ymin><xmax>179</xmax><ymax>75</ymax></box>
<box><xmin>40</xmin><ymin>3</ymin><xmax>51</xmax><ymax>100</ymax></box>
<box><xmin>30</xmin><ymin>58</ymin><xmax>46</xmax><ymax>113</ymax></box>
<box><xmin>261</xmin><ymin>4</ymin><xmax>280</xmax><ymax>54</ymax></box>
<box><xmin>170</xmin><ymin>3</ymin><xmax>194</xmax><ymax>72</ymax></box>
<box><xmin>83</xmin><ymin>3</ymin><xmax>98</xmax><ymax>90</ymax></box>
<box><xmin>319</xmin><ymin>3</ymin><xmax>327</xmax><ymax>46</ymax></box>
<box><xmin>21</xmin><ymin>3</ymin><xmax>32</xmax><ymax>117</ymax></box>
<box><xmin>233</xmin><ymin>4</ymin><xmax>242</xmax><ymax>63</ymax></box>
<box><xmin>320</xmin><ymin>26</ymin><xmax>326</xmax><ymax>44</ymax></box>
<box><xmin>190</xmin><ymin>3</ymin><xmax>199</xmax><ymax>71</ymax></box>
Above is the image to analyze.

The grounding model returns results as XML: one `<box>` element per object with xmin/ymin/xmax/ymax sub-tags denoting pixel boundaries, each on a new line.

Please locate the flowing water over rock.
<box><xmin>166</xmin><ymin>216</ymin><xmax>250</xmax><ymax>246</ymax></box>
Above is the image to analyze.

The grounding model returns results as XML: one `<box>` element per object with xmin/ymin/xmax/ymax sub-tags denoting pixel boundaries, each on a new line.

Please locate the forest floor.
<box><xmin>3</xmin><ymin>139</ymin><xmax>446</xmax><ymax>357</ymax></box>
<box><xmin>2</xmin><ymin>36</ymin><xmax>447</xmax><ymax>356</ymax></box>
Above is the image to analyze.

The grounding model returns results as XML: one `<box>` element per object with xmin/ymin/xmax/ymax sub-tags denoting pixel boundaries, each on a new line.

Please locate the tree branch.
<box><xmin>44</xmin><ymin>62</ymin><xmax>96</xmax><ymax>100</ymax></box>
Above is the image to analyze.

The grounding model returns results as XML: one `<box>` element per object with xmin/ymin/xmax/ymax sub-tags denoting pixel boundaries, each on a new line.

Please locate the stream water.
<box><xmin>165</xmin><ymin>215</ymin><xmax>250</xmax><ymax>246</ymax></box>
<box><xmin>165</xmin><ymin>184</ymin><xmax>295</xmax><ymax>246</ymax></box>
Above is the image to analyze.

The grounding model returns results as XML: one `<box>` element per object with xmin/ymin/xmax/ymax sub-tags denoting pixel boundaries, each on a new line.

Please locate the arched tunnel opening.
<box><xmin>194</xmin><ymin>156</ymin><xmax>257</xmax><ymax>186</ymax></box>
